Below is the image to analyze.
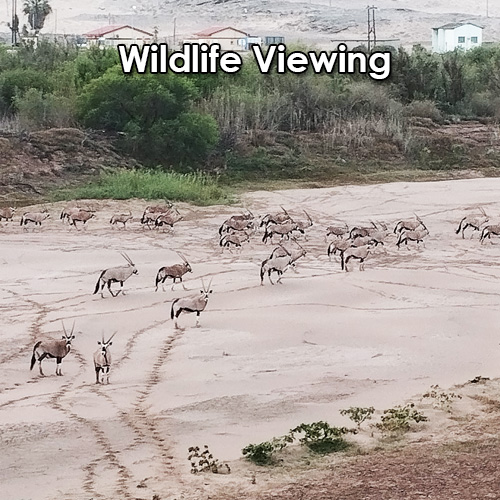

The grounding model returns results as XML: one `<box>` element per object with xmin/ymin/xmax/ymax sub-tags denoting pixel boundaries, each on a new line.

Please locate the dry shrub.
<box><xmin>404</xmin><ymin>100</ymin><xmax>443</xmax><ymax>122</ymax></box>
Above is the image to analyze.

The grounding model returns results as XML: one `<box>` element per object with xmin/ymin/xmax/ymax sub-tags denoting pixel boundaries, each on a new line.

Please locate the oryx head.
<box><xmin>178</xmin><ymin>252</ymin><xmax>192</xmax><ymax>273</ymax></box>
<box><xmin>98</xmin><ymin>331</ymin><xmax>116</xmax><ymax>354</ymax></box>
<box><xmin>415</xmin><ymin>214</ymin><xmax>428</xmax><ymax>232</ymax></box>
<box><xmin>303</xmin><ymin>210</ymin><xmax>313</xmax><ymax>227</ymax></box>
<box><xmin>200</xmin><ymin>278</ymin><xmax>213</xmax><ymax>300</ymax></box>
<box><xmin>61</xmin><ymin>321</ymin><xmax>76</xmax><ymax>345</ymax></box>
<box><xmin>120</xmin><ymin>252</ymin><xmax>138</xmax><ymax>274</ymax></box>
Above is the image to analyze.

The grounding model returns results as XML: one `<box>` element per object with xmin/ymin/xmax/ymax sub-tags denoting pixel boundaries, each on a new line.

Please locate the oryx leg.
<box><xmin>195</xmin><ymin>311</ymin><xmax>201</xmax><ymax>327</ymax></box>
<box><xmin>37</xmin><ymin>352</ymin><xmax>48</xmax><ymax>376</ymax></box>
<box><xmin>180</xmin><ymin>277</ymin><xmax>188</xmax><ymax>291</ymax></box>
<box><xmin>171</xmin><ymin>278</ymin><xmax>176</xmax><ymax>291</ymax></box>
<box><xmin>95</xmin><ymin>366</ymin><xmax>101</xmax><ymax>384</ymax></box>
<box><xmin>56</xmin><ymin>357</ymin><xmax>63</xmax><ymax>376</ymax></box>
<box><xmin>120</xmin><ymin>281</ymin><xmax>125</xmax><ymax>296</ymax></box>
<box><xmin>268</xmin><ymin>270</ymin><xmax>275</xmax><ymax>285</ymax></box>
<box><xmin>104</xmin><ymin>367</ymin><xmax>110</xmax><ymax>384</ymax></box>
<box><xmin>107</xmin><ymin>280</ymin><xmax>118</xmax><ymax>298</ymax></box>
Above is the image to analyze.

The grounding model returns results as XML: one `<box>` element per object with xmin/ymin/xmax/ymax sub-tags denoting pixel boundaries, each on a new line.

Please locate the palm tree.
<box><xmin>23</xmin><ymin>0</ymin><xmax>52</xmax><ymax>34</ymax></box>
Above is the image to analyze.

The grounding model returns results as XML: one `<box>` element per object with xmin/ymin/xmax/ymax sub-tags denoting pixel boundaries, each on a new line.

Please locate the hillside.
<box><xmin>1</xmin><ymin>0</ymin><xmax>500</xmax><ymax>49</ymax></box>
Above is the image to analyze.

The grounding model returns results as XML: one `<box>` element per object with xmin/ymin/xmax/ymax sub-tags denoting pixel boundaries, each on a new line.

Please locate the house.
<box><xmin>432</xmin><ymin>22</ymin><xmax>483</xmax><ymax>53</ymax></box>
<box><xmin>183</xmin><ymin>26</ymin><xmax>261</xmax><ymax>52</ymax></box>
<box><xmin>83</xmin><ymin>25</ymin><xmax>154</xmax><ymax>47</ymax></box>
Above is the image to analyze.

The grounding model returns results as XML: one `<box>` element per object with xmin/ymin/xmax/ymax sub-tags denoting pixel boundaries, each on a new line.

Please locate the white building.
<box><xmin>83</xmin><ymin>25</ymin><xmax>154</xmax><ymax>47</ymax></box>
<box><xmin>432</xmin><ymin>22</ymin><xmax>483</xmax><ymax>53</ymax></box>
<box><xmin>183</xmin><ymin>26</ymin><xmax>260</xmax><ymax>52</ymax></box>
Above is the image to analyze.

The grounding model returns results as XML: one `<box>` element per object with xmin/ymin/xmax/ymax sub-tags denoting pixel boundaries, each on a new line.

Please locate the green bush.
<box><xmin>15</xmin><ymin>88</ymin><xmax>75</xmax><ymax>129</ymax></box>
<box><xmin>289</xmin><ymin>421</ymin><xmax>356</xmax><ymax>454</ymax></box>
<box><xmin>340</xmin><ymin>406</ymin><xmax>375</xmax><ymax>429</ymax></box>
<box><xmin>375</xmin><ymin>403</ymin><xmax>427</xmax><ymax>434</ymax></box>
<box><xmin>242</xmin><ymin>436</ymin><xmax>293</xmax><ymax>465</ymax></box>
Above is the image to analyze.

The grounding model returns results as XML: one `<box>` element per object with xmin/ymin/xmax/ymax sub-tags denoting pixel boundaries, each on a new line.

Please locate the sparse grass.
<box><xmin>51</xmin><ymin>169</ymin><xmax>234</xmax><ymax>206</ymax></box>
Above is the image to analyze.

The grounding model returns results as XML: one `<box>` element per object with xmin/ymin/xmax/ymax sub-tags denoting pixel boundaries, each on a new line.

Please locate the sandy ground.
<box><xmin>1</xmin><ymin>178</ymin><xmax>500</xmax><ymax>499</ymax></box>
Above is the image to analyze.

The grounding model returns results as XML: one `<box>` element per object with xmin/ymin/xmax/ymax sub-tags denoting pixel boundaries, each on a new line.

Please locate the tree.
<box><xmin>23</xmin><ymin>0</ymin><xmax>52</xmax><ymax>34</ymax></box>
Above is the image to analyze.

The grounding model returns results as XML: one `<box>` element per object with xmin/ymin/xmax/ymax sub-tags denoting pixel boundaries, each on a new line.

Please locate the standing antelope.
<box><xmin>93</xmin><ymin>332</ymin><xmax>116</xmax><ymax>384</ymax></box>
<box><xmin>327</xmin><ymin>239</ymin><xmax>352</xmax><ymax>261</ymax></box>
<box><xmin>393</xmin><ymin>215</ymin><xmax>426</xmax><ymax>234</ymax></box>
<box><xmin>93</xmin><ymin>252</ymin><xmax>138</xmax><ymax>298</ymax></box>
<box><xmin>259</xmin><ymin>207</ymin><xmax>293</xmax><ymax>228</ymax></box>
<box><xmin>340</xmin><ymin>245</ymin><xmax>372</xmax><ymax>272</ymax></box>
<box><xmin>260</xmin><ymin>251</ymin><xmax>295</xmax><ymax>285</ymax></box>
<box><xmin>456</xmin><ymin>208</ymin><xmax>489</xmax><ymax>239</ymax></box>
<box><xmin>219</xmin><ymin>231</ymin><xmax>252</xmax><ymax>251</ymax></box>
<box><xmin>0</xmin><ymin>206</ymin><xmax>16</xmax><ymax>221</ymax></box>
<box><xmin>326</xmin><ymin>223</ymin><xmax>349</xmax><ymax>240</ymax></box>
<box><xmin>20</xmin><ymin>210</ymin><xmax>50</xmax><ymax>230</ymax></box>
<box><xmin>262</xmin><ymin>221</ymin><xmax>304</xmax><ymax>244</ymax></box>
<box><xmin>141</xmin><ymin>203</ymin><xmax>173</xmax><ymax>229</ymax></box>
<box><xmin>155</xmin><ymin>253</ymin><xmax>192</xmax><ymax>291</ymax></box>
<box><xmin>396</xmin><ymin>228</ymin><xmax>429</xmax><ymax>249</ymax></box>
<box><xmin>219</xmin><ymin>218</ymin><xmax>254</xmax><ymax>236</ymax></box>
<box><xmin>155</xmin><ymin>209</ymin><xmax>183</xmax><ymax>230</ymax></box>
<box><xmin>110</xmin><ymin>211</ymin><xmax>133</xmax><ymax>229</ymax></box>
<box><xmin>30</xmin><ymin>321</ymin><xmax>76</xmax><ymax>376</ymax></box>
<box><xmin>171</xmin><ymin>278</ymin><xmax>213</xmax><ymax>328</ymax></box>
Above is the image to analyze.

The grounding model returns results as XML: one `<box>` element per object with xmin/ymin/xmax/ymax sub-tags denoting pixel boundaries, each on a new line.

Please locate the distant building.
<box><xmin>183</xmin><ymin>26</ymin><xmax>260</xmax><ymax>52</ymax></box>
<box><xmin>264</xmin><ymin>36</ymin><xmax>285</xmax><ymax>46</ymax></box>
<box><xmin>432</xmin><ymin>22</ymin><xmax>483</xmax><ymax>53</ymax></box>
<box><xmin>83</xmin><ymin>25</ymin><xmax>154</xmax><ymax>47</ymax></box>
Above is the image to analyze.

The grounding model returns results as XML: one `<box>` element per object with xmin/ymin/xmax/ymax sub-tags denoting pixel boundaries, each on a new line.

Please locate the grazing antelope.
<box><xmin>93</xmin><ymin>332</ymin><xmax>116</xmax><ymax>384</ymax></box>
<box><xmin>171</xmin><ymin>278</ymin><xmax>213</xmax><ymax>328</ymax></box>
<box><xmin>155</xmin><ymin>253</ymin><xmax>192</xmax><ymax>291</ymax></box>
<box><xmin>260</xmin><ymin>252</ymin><xmax>295</xmax><ymax>285</ymax></box>
<box><xmin>68</xmin><ymin>209</ymin><xmax>96</xmax><ymax>229</ymax></box>
<box><xmin>396</xmin><ymin>228</ymin><xmax>429</xmax><ymax>249</ymax></box>
<box><xmin>262</xmin><ymin>221</ymin><xmax>304</xmax><ymax>244</ymax></box>
<box><xmin>326</xmin><ymin>223</ymin><xmax>349</xmax><ymax>240</ymax></box>
<box><xmin>30</xmin><ymin>321</ymin><xmax>76</xmax><ymax>376</ymax></box>
<box><xmin>20</xmin><ymin>210</ymin><xmax>50</xmax><ymax>229</ymax></box>
<box><xmin>456</xmin><ymin>208</ymin><xmax>489</xmax><ymax>239</ymax></box>
<box><xmin>110</xmin><ymin>211</ymin><xmax>133</xmax><ymax>229</ymax></box>
<box><xmin>480</xmin><ymin>224</ymin><xmax>500</xmax><ymax>244</ymax></box>
<box><xmin>340</xmin><ymin>245</ymin><xmax>372</xmax><ymax>272</ymax></box>
<box><xmin>0</xmin><ymin>206</ymin><xmax>16</xmax><ymax>221</ymax></box>
<box><xmin>393</xmin><ymin>215</ymin><xmax>426</xmax><ymax>234</ymax></box>
<box><xmin>93</xmin><ymin>252</ymin><xmax>138</xmax><ymax>298</ymax></box>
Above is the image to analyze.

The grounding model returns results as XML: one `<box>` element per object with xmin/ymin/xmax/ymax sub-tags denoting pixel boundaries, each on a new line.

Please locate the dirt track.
<box><xmin>1</xmin><ymin>178</ymin><xmax>500</xmax><ymax>499</ymax></box>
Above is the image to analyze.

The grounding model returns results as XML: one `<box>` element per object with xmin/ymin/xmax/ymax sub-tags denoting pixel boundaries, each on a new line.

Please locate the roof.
<box><xmin>193</xmin><ymin>26</ymin><xmax>250</xmax><ymax>37</ymax></box>
<box><xmin>433</xmin><ymin>22</ymin><xmax>483</xmax><ymax>30</ymax></box>
<box><xmin>83</xmin><ymin>25</ymin><xmax>154</xmax><ymax>38</ymax></box>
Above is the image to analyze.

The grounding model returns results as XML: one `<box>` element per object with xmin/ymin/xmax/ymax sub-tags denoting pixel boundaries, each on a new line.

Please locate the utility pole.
<box><xmin>11</xmin><ymin>0</ymin><xmax>18</xmax><ymax>45</ymax></box>
<box><xmin>173</xmin><ymin>17</ymin><xmax>176</xmax><ymax>48</ymax></box>
<box><xmin>367</xmin><ymin>5</ymin><xmax>377</xmax><ymax>51</ymax></box>
<box><xmin>486</xmin><ymin>0</ymin><xmax>489</xmax><ymax>18</ymax></box>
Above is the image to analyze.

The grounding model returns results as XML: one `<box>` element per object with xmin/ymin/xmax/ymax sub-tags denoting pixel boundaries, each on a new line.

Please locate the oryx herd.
<box><xmin>4</xmin><ymin>199</ymin><xmax>495</xmax><ymax>382</ymax></box>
